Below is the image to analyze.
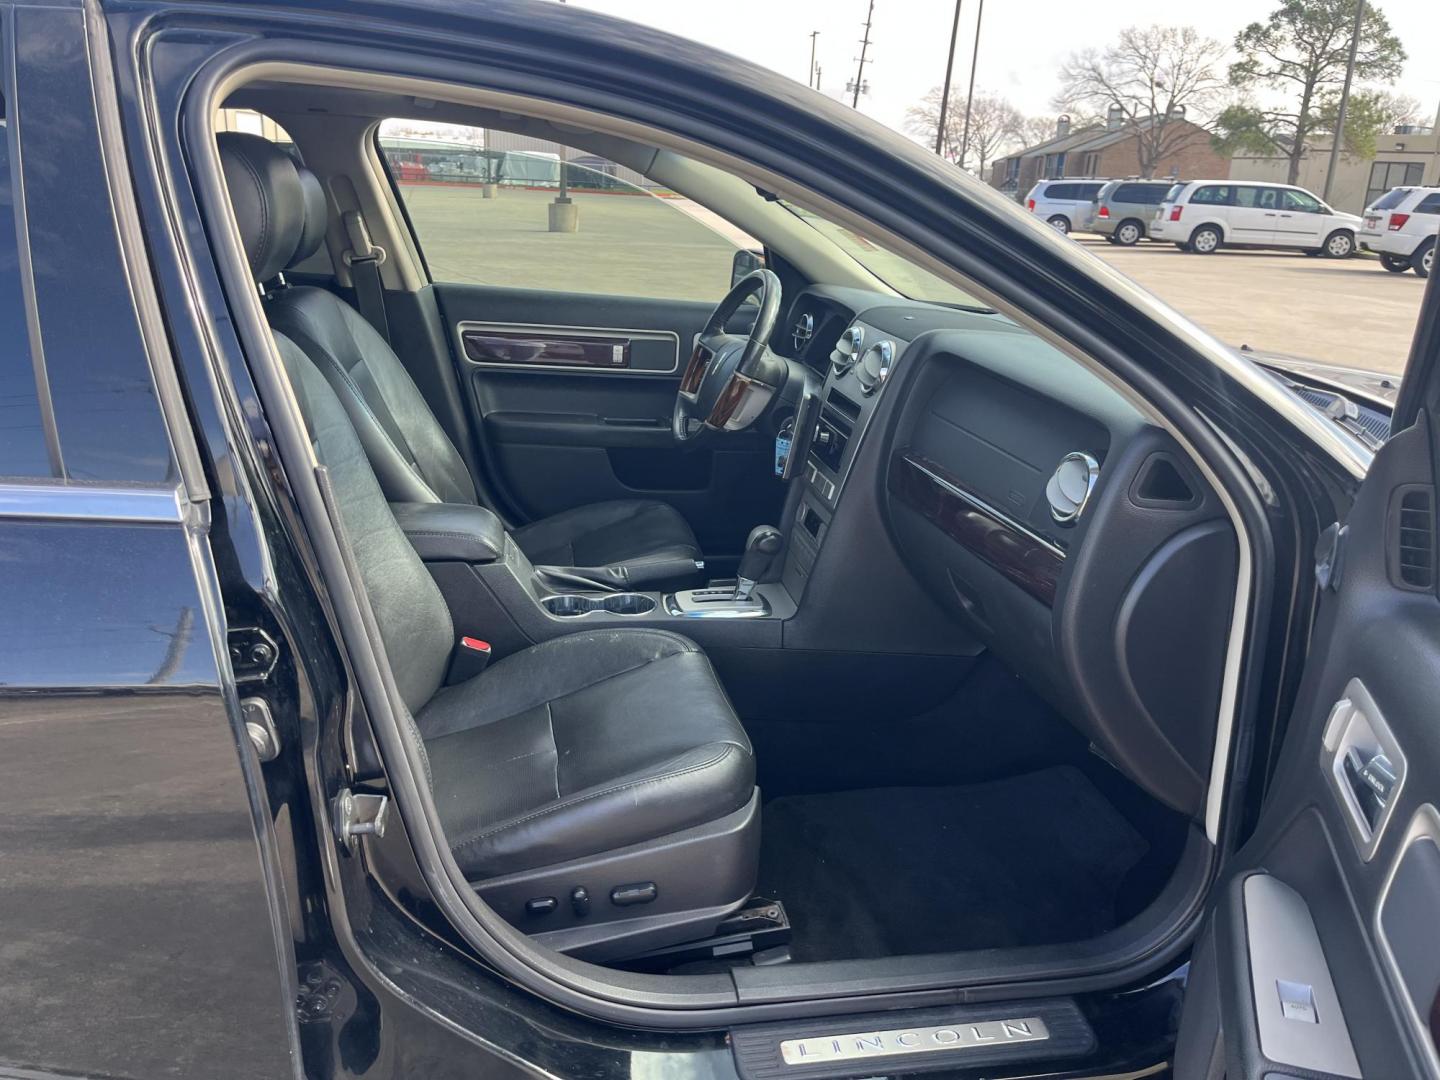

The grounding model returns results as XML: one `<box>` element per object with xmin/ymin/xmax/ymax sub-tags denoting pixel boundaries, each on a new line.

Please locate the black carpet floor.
<box><xmin>756</xmin><ymin>765</ymin><xmax>1150</xmax><ymax>962</ymax></box>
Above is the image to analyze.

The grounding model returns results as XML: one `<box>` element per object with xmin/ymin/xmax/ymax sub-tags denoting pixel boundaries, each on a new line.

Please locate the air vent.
<box><xmin>1390</xmin><ymin>485</ymin><xmax>1435</xmax><ymax>591</ymax></box>
<box><xmin>792</xmin><ymin>312</ymin><xmax>814</xmax><ymax>353</ymax></box>
<box><xmin>829</xmin><ymin>325</ymin><xmax>864</xmax><ymax>378</ymax></box>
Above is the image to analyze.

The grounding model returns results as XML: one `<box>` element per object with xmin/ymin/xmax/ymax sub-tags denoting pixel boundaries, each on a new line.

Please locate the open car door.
<box><xmin>1174</xmin><ymin>278</ymin><xmax>1440</xmax><ymax>1079</ymax></box>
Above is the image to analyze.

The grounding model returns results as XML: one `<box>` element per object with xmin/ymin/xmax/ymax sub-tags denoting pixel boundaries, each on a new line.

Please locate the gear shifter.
<box><xmin>734</xmin><ymin>525</ymin><xmax>784</xmax><ymax>600</ymax></box>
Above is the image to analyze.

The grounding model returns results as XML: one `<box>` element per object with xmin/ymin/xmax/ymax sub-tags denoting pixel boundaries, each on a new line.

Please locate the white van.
<box><xmin>1150</xmin><ymin>180</ymin><xmax>1361</xmax><ymax>257</ymax></box>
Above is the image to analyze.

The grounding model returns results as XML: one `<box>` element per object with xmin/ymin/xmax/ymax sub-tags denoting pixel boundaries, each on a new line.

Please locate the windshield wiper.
<box><xmin>1281</xmin><ymin>377</ymin><xmax>1389</xmax><ymax>450</ymax></box>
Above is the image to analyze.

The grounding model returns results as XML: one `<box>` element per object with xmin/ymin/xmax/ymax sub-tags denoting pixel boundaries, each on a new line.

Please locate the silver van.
<box><xmin>1024</xmin><ymin>179</ymin><xmax>1107</xmax><ymax>235</ymax></box>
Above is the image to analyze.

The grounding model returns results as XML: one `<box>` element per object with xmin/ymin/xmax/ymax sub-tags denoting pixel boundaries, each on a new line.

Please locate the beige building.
<box><xmin>1229</xmin><ymin>110</ymin><xmax>1440</xmax><ymax>214</ymax></box>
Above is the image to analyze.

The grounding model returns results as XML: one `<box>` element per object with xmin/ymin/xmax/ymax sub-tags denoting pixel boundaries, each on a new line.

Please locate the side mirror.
<box><xmin>731</xmin><ymin>248</ymin><xmax>765</xmax><ymax>287</ymax></box>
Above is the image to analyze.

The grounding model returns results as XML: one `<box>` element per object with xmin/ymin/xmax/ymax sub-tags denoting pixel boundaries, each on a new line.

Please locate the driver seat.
<box><xmin>218</xmin><ymin>133</ymin><xmax>702</xmax><ymax>587</ymax></box>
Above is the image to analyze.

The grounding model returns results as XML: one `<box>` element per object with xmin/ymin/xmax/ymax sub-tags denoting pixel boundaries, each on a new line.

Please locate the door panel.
<box><xmin>1229</xmin><ymin>188</ymin><xmax>1281</xmax><ymax>245</ymax></box>
<box><xmin>1177</xmin><ymin>412</ymin><xmax>1440</xmax><ymax>1079</ymax></box>
<box><xmin>434</xmin><ymin>282</ymin><xmax>783</xmax><ymax>557</ymax></box>
<box><xmin>1277</xmin><ymin>190</ymin><xmax>1329</xmax><ymax>248</ymax></box>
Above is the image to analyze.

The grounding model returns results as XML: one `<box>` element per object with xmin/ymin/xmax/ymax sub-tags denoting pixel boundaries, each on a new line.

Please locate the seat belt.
<box><xmin>342</xmin><ymin>209</ymin><xmax>390</xmax><ymax>345</ymax></box>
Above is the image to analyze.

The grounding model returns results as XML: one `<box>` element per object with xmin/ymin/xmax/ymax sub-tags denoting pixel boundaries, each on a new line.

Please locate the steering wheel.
<box><xmin>673</xmin><ymin>268</ymin><xmax>786</xmax><ymax>446</ymax></box>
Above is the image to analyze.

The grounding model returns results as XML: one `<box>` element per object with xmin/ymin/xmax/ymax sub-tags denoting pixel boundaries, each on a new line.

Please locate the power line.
<box><xmin>935</xmin><ymin>0</ymin><xmax>964</xmax><ymax>157</ymax></box>
<box><xmin>849</xmin><ymin>0</ymin><xmax>875</xmax><ymax>108</ymax></box>
<box><xmin>958</xmin><ymin>0</ymin><xmax>986</xmax><ymax>171</ymax></box>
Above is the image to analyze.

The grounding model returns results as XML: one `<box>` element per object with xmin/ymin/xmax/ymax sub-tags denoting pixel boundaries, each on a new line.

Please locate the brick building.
<box><xmin>989</xmin><ymin>114</ymin><xmax>1227</xmax><ymax>200</ymax></box>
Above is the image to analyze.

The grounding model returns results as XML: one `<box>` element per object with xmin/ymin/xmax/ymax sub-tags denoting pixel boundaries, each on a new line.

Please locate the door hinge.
<box><xmin>241</xmin><ymin>697</ymin><xmax>281</xmax><ymax>763</ymax></box>
<box><xmin>295</xmin><ymin>961</ymin><xmax>354</xmax><ymax>1025</ymax></box>
<box><xmin>228</xmin><ymin>627</ymin><xmax>283</xmax><ymax>760</ymax></box>
<box><xmin>228</xmin><ymin>626</ymin><xmax>280</xmax><ymax>683</ymax></box>
<box><xmin>332</xmin><ymin>789</ymin><xmax>390</xmax><ymax>852</ymax></box>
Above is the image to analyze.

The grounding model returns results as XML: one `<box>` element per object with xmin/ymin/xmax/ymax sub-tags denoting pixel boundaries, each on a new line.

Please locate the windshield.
<box><xmin>776</xmin><ymin>199</ymin><xmax>987</xmax><ymax>309</ymax></box>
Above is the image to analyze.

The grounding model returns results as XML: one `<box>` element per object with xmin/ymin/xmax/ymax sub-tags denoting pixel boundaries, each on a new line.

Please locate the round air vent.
<box><xmin>855</xmin><ymin>340</ymin><xmax>894</xmax><ymax>395</ymax></box>
<box><xmin>829</xmin><ymin>325</ymin><xmax>864</xmax><ymax>378</ymax></box>
<box><xmin>1046</xmin><ymin>452</ymin><xmax>1100</xmax><ymax>525</ymax></box>
<box><xmin>792</xmin><ymin>312</ymin><xmax>815</xmax><ymax>353</ymax></box>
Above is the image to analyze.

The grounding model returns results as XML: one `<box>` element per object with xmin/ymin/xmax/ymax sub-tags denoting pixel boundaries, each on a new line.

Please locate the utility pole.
<box><xmin>1323</xmin><ymin>0</ymin><xmax>1365</xmax><ymax>202</ymax></box>
<box><xmin>850</xmin><ymin>0</ymin><xmax>875</xmax><ymax>109</ymax></box>
<box><xmin>958</xmin><ymin>0</ymin><xmax>986</xmax><ymax>171</ymax></box>
<box><xmin>935</xmin><ymin>0</ymin><xmax>964</xmax><ymax>158</ymax></box>
<box><xmin>808</xmin><ymin>31</ymin><xmax>820</xmax><ymax>88</ymax></box>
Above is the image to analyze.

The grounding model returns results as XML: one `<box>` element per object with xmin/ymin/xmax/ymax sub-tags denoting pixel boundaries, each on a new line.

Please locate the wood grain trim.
<box><xmin>889</xmin><ymin>451</ymin><xmax>1063</xmax><ymax>606</ymax></box>
<box><xmin>461</xmin><ymin>328</ymin><xmax>630</xmax><ymax>369</ymax></box>
<box><xmin>680</xmin><ymin>342</ymin><xmax>712</xmax><ymax>396</ymax></box>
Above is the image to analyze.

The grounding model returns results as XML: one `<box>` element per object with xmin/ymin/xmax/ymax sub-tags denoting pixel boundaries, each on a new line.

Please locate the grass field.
<box><xmin>398</xmin><ymin>184</ymin><xmax>740</xmax><ymax>302</ymax></box>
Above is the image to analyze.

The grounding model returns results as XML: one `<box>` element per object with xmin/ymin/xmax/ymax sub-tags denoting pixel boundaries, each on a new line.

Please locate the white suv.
<box><xmin>1150</xmin><ymin>180</ymin><xmax>1362</xmax><ymax>257</ymax></box>
<box><xmin>1358</xmin><ymin>186</ymin><xmax>1439</xmax><ymax>279</ymax></box>
<box><xmin>1024</xmin><ymin>179</ymin><xmax>1107</xmax><ymax>235</ymax></box>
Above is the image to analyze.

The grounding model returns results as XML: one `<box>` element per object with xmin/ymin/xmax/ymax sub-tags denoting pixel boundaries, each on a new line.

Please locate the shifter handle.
<box><xmin>735</xmin><ymin>525</ymin><xmax>784</xmax><ymax>599</ymax></box>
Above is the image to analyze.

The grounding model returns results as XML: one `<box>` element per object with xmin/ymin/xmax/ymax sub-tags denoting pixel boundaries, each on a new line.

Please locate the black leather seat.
<box><xmin>220</xmin><ymin>133</ymin><xmax>758</xmax><ymax>954</ymax></box>
<box><xmin>217</xmin><ymin>132</ymin><xmax>702</xmax><ymax>588</ymax></box>
<box><xmin>270</xmin><ymin>325</ymin><xmax>757</xmax><ymax>949</ymax></box>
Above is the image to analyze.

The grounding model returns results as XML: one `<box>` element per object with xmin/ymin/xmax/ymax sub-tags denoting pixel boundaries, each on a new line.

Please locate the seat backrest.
<box><xmin>218</xmin><ymin>132</ymin><xmax>454</xmax><ymax>715</ymax></box>
<box><xmin>274</xmin><ymin>329</ymin><xmax>453</xmax><ymax>720</ymax></box>
<box><xmin>216</xmin><ymin>132</ymin><xmax>478</xmax><ymax>508</ymax></box>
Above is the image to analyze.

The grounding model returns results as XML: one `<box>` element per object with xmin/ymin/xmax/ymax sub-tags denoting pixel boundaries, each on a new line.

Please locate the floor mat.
<box><xmin>756</xmin><ymin>765</ymin><xmax>1149</xmax><ymax>962</ymax></box>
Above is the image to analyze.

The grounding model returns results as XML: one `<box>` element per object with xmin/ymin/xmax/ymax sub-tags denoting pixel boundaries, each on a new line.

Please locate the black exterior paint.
<box><xmin>0</xmin><ymin>0</ymin><xmax>1376</xmax><ymax>1076</ymax></box>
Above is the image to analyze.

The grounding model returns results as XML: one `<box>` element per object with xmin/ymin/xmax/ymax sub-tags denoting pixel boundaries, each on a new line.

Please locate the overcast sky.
<box><xmin>568</xmin><ymin>0</ymin><xmax>1440</xmax><ymax>140</ymax></box>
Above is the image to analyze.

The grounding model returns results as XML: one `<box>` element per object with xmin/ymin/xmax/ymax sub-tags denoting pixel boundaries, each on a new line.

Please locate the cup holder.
<box><xmin>602</xmin><ymin>593</ymin><xmax>656</xmax><ymax>616</ymax></box>
<box><xmin>542</xmin><ymin>595</ymin><xmax>595</xmax><ymax>617</ymax></box>
<box><xmin>541</xmin><ymin>593</ymin><xmax>656</xmax><ymax>618</ymax></box>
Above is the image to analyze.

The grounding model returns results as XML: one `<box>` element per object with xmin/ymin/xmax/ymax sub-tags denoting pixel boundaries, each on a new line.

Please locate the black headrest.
<box><xmin>217</xmin><ymin>132</ymin><xmax>327</xmax><ymax>282</ymax></box>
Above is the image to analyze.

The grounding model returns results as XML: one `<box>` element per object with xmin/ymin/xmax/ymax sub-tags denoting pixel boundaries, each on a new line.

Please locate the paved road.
<box><xmin>1078</xmin><ymin>236</ymin><xmax>1427</xmax><ymax>376</ymax></box>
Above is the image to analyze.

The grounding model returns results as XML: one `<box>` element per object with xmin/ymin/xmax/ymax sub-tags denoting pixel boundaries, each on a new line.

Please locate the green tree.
<box><xmin>1220</xmin><ymin>0</ymin><xmax>1406</xmax><ymax>184</ymax></box>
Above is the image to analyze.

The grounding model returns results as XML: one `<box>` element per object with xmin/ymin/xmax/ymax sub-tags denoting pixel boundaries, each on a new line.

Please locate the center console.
<box><xmin>784</xmin><ymin>320</ymin><xmax>900</xmax><ymax>600</ymax></box>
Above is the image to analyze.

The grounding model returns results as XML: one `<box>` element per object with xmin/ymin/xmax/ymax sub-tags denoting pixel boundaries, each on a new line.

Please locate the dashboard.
<box><xmin>777</xmin><ymin>284</ymin><xmax>1240</xmax><ymax>821</ymax></box>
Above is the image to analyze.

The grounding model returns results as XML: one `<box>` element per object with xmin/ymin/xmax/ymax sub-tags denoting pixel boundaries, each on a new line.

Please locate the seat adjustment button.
<box><xmin>524</xmin><ymin>896</ymin><xmax>557</xmax><ymax>917</ymax></box>
<box><xmin>611</xmin><ymin>882</ymin><xmax>658</xmax><ymax>907</ymax></box>
<box><xmin>569</xmin><ymin>886</ymin><xmax>591</xmax><ymax>917</ymax></box>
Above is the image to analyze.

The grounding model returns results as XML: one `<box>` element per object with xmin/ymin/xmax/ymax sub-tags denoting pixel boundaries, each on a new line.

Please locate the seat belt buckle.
<box><xmin>447</xmin><ymin>636</ymin><xmax>492</xmax><ymax>684</ymax></box>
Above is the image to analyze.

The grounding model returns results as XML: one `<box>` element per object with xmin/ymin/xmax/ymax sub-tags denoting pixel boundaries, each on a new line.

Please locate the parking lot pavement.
<box><xmin>1078</xmin><ymin>236</ymin><xmax>1426</xmax><ymax>376</ymax></box>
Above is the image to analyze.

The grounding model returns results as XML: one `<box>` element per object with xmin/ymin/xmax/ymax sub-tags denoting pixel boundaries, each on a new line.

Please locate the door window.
<box><xmin>1415</xmin><ymin>194</ymin><xmax>1440</xmax><ymax>216</ymax></box>
<box><xmin>379</xmin><ymin>122</ymin><xmax>750</xmax><ymax>303</ymax></box>
<box><xmin>1190</xmin><ymin>185</ymin><xmax>1234</xmax><ymax>206</ymax></box>
<box><xmin>1281</xmin><ymin>190</ymin><xmax>1324</xmax><ymax>214</ymax></box>
<box><xmin>0</xmin><ymin>93</ymin><xmax>53</xmax><ymax>478</ymax></box>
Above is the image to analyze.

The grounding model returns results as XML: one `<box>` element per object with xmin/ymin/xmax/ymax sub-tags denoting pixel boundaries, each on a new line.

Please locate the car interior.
<box><xmin>208</xmin><ymin>77</ymin><xmax>1242</xmax><ymax>986</ymax></box>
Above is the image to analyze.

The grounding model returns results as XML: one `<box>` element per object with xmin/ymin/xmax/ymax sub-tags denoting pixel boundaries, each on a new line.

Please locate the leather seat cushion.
<box><xmin>418</xmin><ymin>629</ymin><xmax>753</xmax><ymax>878</ymax></box>
<box><xmin>513</xmin><ymin>499</ymin><xmax>700</xmax><ymax>568</ymax></box>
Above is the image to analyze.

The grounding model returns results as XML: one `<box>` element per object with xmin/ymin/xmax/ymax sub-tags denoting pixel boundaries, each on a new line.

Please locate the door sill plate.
<box><xmin>730</xmin><ymin>999</ymin><xmax>1094</xmax><ymax>1079</ymax></box>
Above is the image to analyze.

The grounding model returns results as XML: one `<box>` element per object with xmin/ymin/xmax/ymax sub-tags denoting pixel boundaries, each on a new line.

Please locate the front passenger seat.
<box><xmin>217</xmin><ymin>132</ymin><xmax>703</xmax><ymax>589</ymax></box>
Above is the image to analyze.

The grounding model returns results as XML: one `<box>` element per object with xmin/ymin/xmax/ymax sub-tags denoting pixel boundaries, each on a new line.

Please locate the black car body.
<box><xmin>1</xmin><ymin>3</ymin><xmax>1438</xmax><ymax>1079</ymax></box>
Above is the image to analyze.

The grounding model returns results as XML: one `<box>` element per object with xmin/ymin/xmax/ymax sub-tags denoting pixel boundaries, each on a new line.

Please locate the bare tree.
<box><xmin>1054</xmin><ymin>25</ymin><xmax>1228</xmax><ymax>176</ymax></box>
<box><xmin>1018</xmin><ymin>115</ymin><xmax>1064</xmax><ymax>147</ymax></box>
<box><xmin>905</xmin><ymin>87</ymin><xmax>1023</xmax><ymax>174</ymax></box>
